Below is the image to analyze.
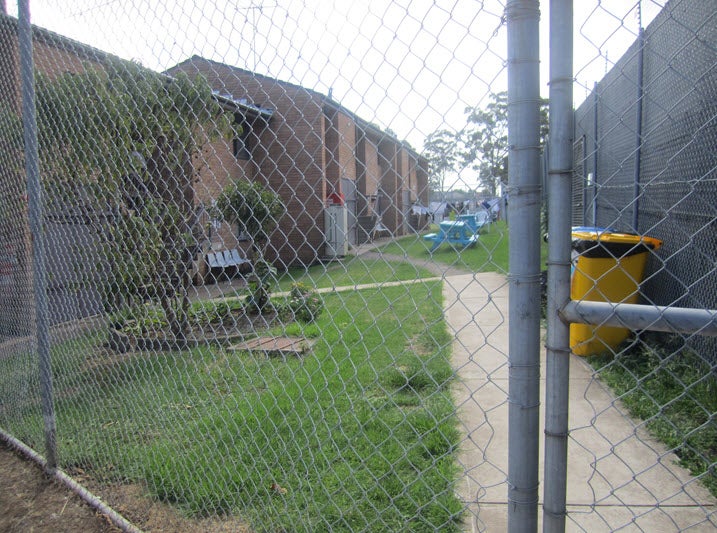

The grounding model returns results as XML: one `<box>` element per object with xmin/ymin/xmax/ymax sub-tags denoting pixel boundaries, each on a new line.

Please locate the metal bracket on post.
<box><xmin>561</xmin><ymin>300</ymin><xmax>717</xmax><ymax>337</ymax></box>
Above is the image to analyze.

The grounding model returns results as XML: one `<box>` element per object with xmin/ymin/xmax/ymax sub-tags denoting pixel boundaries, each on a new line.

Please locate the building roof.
<box><xmin>211</xmin><ymin>91</ymin><xmax>274</xmax><ymax>120</ymax></box>
<box><xmin>1</xmin><ymin>11</ymin><xmax>110</xmax><ymax>63</ymax></box>
<box><xmin>169</xmin><ymin>55</ymin><xmax>424</xmax><ymax>162</ymax></box>
<box><xmin>0</xmin><ymin>14</ymin><xmax>269</xmax><ymax>120</ymax></box>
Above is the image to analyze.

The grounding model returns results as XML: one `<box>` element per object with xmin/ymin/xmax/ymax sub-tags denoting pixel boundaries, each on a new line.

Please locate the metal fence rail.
<box><xmin>0</xmin><ymin>1</ymin><xmax>715</xmax><ymax>532</ymax></box>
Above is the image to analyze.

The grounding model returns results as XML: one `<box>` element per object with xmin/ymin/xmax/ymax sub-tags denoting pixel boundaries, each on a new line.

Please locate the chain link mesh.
<box><xmin>570</xmin><ymin>0</ymin><xmax>716</xmax><ymax>530</ymax></box>
<box><xmin>0</xmin><ymin>0</ymin><xmax>714</xmax><ymax>531</ymax></box>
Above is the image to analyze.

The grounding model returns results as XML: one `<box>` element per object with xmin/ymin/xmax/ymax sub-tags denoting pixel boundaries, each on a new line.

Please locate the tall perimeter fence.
<box><xmin>0</xmin><ymin>0</ymin><xmax>715</xmax><ymax>531</ymax></box>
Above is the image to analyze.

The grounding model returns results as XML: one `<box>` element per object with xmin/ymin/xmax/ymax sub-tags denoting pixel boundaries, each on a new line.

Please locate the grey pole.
<box><xmin>18</xmin><ymin>0</ymin><xmax>57</xmax><ymax>470</ymax></box>
<box><xmin>543</xmin><ymin>0</ymin><xmax>573</xmax><ymax>531</ymax></box>
<box><xmin>632</xmin><ymin>27</ymin><xmax>645</xmax><ymax>232</ymax></box>
<box><xmin>562</xmin><ymin>300</ymin><xmax>717</xmax><ymax>337</ymax></box>
<box><xmin>592</xmin><ymin>82</ymin><xmax>598</xmax><ymax>225</ymax></box>
<box><xmin>506</xmin><ymin>1</ymin><xmax>542</xmax><ymax>531</ymax></box>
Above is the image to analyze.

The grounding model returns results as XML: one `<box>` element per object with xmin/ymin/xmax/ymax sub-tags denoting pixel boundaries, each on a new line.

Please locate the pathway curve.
<box><xmin>355</xmin><ymin>250</ymin><xmax>473</xmax><ymax>278</ymax></box>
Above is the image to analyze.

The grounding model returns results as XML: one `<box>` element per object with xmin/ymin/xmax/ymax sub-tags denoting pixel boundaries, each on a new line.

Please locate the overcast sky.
<box><xmin>10</xmin><ymin>0</ymin><xmax>665</xmax><ymax>190</ymax></box>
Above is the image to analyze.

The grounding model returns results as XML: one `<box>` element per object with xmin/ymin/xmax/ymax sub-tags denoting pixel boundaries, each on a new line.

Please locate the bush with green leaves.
<box><xmin>216</xmin><ymin>179</ymin><xmax>285</xmax><ymax>314</ymax></box>
<box><xmin>31</xmin><ymin>59</ymin><xmax>231</xmax><ymax>338</ymax></box>
<box><xmin>244</xmin><ymin>259</ymin><xmax>278</xmax><ymax>315</ymax></box>
<box><xmin>215</xmin><ymin>179</ymin><xmax>285</xmax><ymax>250</ymax></box>
<box><xmin>287</xmin><ymin>282</ymin><xmax>324</xmax><ymax>323</ymax></box>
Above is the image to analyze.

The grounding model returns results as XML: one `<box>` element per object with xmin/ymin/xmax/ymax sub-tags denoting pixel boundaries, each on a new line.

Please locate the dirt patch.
<box><xmin>109</xmin><ymin>310</ymin><xmax>281</xmax><ymax>354</ymax></box>
<box><xmin>83</xmin><ymin>482</ymin><xmax>253</xmax><ymax>533</ymax></box>
<box><xmin>0</xmin><ymin>442</ymin><xmax>120</xmax><ymax>533</ymax></box>
<box><xmin>1</xmin><ymin>441</ymin><xmax>254</xmax><ymax>532</ymax></box>
<box><xmin>358</xmin><ymin>250</ymin><xmax>473</xmax><ymax>277</ymax></box>
<box><xmin>407</xmin><ymin>334</ymin><xmax>436</xmax><ymax>356</ymax></box>
<box><xmin>228</xmin><ymin>335</ymin><xmax>315</xmax><ymax>357</ymax></box>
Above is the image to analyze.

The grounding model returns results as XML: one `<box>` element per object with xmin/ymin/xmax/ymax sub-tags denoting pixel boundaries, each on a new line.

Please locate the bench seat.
<box><xmin>205</xmin><ymin>249</ymin><xmax>252</xmax><ymax>282</ymax></box>
<box><xmin>206</xmin><ymin>249</ymin><xmax>250</xmax><ymax>269</ymax></box>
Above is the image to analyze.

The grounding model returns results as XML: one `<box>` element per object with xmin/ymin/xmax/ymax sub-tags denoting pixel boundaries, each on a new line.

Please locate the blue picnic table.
<box><xmin>457</xmin><ymin>211</ymin><xmax>491</xmax><ymax>234</ymax></box>
<box><xmin>423</xmin><ymin>220</ymin><xmax>478</xmax><ymax>252</ymax></box>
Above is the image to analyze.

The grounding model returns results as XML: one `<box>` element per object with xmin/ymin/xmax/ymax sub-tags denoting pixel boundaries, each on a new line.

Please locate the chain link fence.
<box><xmin>563</xmin><ymin>0</ymin><xmax>717</xmax><ymax>530</ymax></box>
<box><xmin>0</xmin><ymin>0</ymin><xmax>714</xmax><ymax>531</ymax></box>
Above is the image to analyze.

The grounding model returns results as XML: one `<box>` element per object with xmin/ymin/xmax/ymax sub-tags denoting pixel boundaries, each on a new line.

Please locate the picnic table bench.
<box><xmin>457</xmin><ymin>211</ymin><xmax>491</xmax><ymax>234</ymax></box>
<box><xmin>423</xmin><ymin>220</ymin><xmax>478</xmax><ymax>252</ymax></box>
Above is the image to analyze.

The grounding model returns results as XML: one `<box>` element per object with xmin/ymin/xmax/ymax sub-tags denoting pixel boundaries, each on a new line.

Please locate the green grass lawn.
<box><xmin>277</xmin><ymin>255</ymin><xmax>435</xmax><ymax>292</ymax></box>
<box><xmin>588</xmin><ymin>335</ymin><xmax>717</xmax><ymax>498</ymax></box>
<box><xmin>374</xmin><ymin>221</ymin><xmax>546</xmax><ymax>274</ymax></box>
<box><xmin>0</xmin><ymin>283</ymin><xmax>463</xmax><ymax>532</ymax></box>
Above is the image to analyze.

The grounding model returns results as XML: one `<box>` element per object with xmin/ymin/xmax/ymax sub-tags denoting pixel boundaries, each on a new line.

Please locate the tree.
<box><xmin>423</xmin><ymin>129</ymin><xmax>459</xmax><ymax>198</ymax></box>
<box><xmin>216</xmin><ymin>179</ymin><xmax>285</xmax><ymax>313</ymax></box>
<box><xmin>460</xmin><ymin>92</ymin><xmax>508</xmax><ymax>197</ymax></box>
<box><xmin>33</xmin><ymin>59</ymin><xmax>230</xmax><ymax>339</ymax></box>
<box><xmin>459</xmin><ymin>91</ymin><xmax>549</xmax><ymax>197</ymax></box>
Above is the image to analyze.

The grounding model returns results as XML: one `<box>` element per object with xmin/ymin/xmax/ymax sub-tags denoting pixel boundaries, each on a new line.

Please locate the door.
<box><xmin>341</xmin><ymin>177</ymin><xmax>358</xmax><ymax>246</ymax></box>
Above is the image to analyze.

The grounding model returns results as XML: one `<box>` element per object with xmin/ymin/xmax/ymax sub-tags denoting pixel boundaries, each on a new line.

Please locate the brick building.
<box><xmin>0</xmin><ymin>17</ymin><xmax>266</xmax><ymax>329</ymax></box>
<box><xmin>167</xmin><ymin>56</ymin><xmax>429</xmax><ymax>268</ymax></box>
<box><xmin>0</xmin><ymin>15</ymin><xmax>428</xmax><ymax>334</ymax></box>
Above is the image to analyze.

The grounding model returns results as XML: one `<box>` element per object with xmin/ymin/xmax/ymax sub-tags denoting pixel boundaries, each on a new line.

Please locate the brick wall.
<box><xmin>166</xmin><ymin>56</ymin><xmax>429</xmax><ymax>258</ymax></box>
<box><xmin>377</xmin><ymin>138</ymin><xmax>399</xmax><ymax>234</ymax></box>
<box><xmin>353</xmin><ymin>130</ymin><xmax>381</xmax><ymax>242</ymax></box>
<box><xmin>167</xmin><ymin>57</ymin><xmax>329</xmax><ymax>267</ymax></box>
<box><xmin>325</xmin><ymin>106</ymin><xmax>357</xmax><ymax>199</ymax></box>
<box><xmin>324</xmin><ymin>108</ymin><xmax>339</xmax><ymax>192</ymax></box>
<box><xmin>336</xmin><ymin>109</ymin><xmax>357</xmax><ymax>182</ymax></box>
<box><xmin>398</xmin><ymin>147</ymin><xmax>410</xmax><ymax>233</ymax></box>
<box><xmin>415</xmin><ymin>156</ymin><xmax>429</xmax><ymax>206</ymax></box>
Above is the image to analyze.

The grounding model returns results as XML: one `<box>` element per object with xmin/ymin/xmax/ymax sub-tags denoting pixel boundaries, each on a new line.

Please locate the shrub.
<box><xmin>244</xmin><ymin>259</ymin><xmax>278</xmax><ymax>315</ymax></box>
<box><xmin>288</xmin><ymin>283</ymin><xmax>324</xmax><ymax>323</ymax></box>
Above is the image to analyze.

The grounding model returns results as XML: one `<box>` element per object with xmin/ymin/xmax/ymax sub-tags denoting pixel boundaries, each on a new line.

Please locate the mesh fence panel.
<box><xmin>0</xmin><ymin>0</ymin><xmax>715</xmax><ymax>531</ymax></box>
<box><xmin>0</xmin><ymin>2</ymin><xmax>509</xmax><ymax>531</ymax></box>
<box><xmin>570</xmin><ymin>0</ymin><xmax>716</xmax><ymax>530</ymax></box>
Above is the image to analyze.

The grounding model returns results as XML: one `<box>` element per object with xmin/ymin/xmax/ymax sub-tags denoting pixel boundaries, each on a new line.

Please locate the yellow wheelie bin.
<box><xmin>570</xmin><ymin>227</ymin><xmax>662</xmax><ymax>356</ymax></box>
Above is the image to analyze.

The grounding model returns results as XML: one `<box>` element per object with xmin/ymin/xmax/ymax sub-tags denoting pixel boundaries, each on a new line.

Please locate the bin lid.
<box><xmin>571</xmin><ymin>228</ymin><xmax>662</xmax><ymax>258</ymax></box>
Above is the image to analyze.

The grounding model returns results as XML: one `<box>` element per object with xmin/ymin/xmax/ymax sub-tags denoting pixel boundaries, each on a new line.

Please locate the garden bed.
<box><xmin>107</xmin><ymin>310</ymin><xmax>280</xmax><ymax>354</ymax></box>
<box><xmin>108</xmin><ymin>283</ymin><xmax>323</xmax><ymax>354</ymax></box>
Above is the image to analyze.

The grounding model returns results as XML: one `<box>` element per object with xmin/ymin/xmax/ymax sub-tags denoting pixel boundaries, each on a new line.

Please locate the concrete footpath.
<box><xmin>444</xmin><ymin>273</ymin><xmax>716</xmax><ymax>532</ymax></box>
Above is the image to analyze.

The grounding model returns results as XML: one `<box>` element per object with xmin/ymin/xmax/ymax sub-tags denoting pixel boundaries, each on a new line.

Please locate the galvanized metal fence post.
<box><xmin>543</xmin><ymin>0</ymin><xmax>573</xmax><ymax>531</ymax></box>
<box><xmin>632</xmin><ymin>26</ymin><xmax>645</xmax><ymax>233</ymax></box>
<box><xmin>18</xmin><ymin>0</ymin><xmax>57</xmax><ymax>470</ymax></box>
<box><xmin>591</xmin><ymin>82</ymin><xmax>598</xmax><ymax>225</ymax></box>
<box><xmin>506</xmin><ymin>1</ymin><xmax>542</xmax><ymax>530</ymax></box>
